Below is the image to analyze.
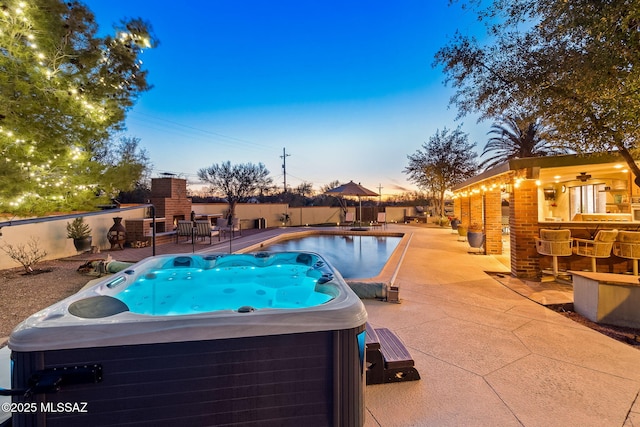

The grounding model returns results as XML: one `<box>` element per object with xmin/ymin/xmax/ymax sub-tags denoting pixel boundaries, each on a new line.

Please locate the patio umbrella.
<box><xmin>325</xmin><ymin>181</ymin><xmax>378</xmax><ymax>226</ymax></box>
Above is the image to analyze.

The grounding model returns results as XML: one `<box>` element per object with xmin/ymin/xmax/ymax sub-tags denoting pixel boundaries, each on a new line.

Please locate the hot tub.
<box><xmin>8</xmin><ymin>252</ymin><xmax>367</xmax><ymax>426</ymax></box>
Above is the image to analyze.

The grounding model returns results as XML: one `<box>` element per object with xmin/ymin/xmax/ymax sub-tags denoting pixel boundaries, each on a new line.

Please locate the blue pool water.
<box><xmin>260</xmin><ymin>235</ymin><xmax>402</xmax><ymax>278</ymax></box>
<box><xmin>114</xmin><ymin>254</ymin><xmax>336</xmax><ymax>316</ymax></box>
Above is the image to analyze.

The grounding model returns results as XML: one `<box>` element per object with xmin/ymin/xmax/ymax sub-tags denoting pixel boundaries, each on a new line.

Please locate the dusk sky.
<box><xmin>85</xmin><ymin>0</ymin><xmax>489</xmax><ymax>197</ymax></box>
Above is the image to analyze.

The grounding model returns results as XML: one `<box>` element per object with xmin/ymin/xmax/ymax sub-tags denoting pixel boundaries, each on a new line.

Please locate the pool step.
<box><xmin>365</xmin><ymin>323</ymin><xmax>420</xmax><ymax>385</ymax></box>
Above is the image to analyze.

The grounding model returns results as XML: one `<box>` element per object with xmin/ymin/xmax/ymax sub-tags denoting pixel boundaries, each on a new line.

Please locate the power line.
<box><xmin>128</xmin><ymin>111</ymin><xmax>269</xmax><ymax>150</ymax></box>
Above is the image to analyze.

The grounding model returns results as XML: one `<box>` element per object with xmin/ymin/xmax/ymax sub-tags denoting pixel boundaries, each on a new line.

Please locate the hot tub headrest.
<box><xmin>173</xmin><ymin>256</ymin><xmax>193</xmax><ymax>267</ymax></box>
<box><xmin>69</xmin><ymin>296</ymin><xmax>130</xmax><ymax>319</ymax></box>
<box><xmin>296</xmin><ymin>253</ymin><xmax>313</xmax><ymax>265</ymax></box>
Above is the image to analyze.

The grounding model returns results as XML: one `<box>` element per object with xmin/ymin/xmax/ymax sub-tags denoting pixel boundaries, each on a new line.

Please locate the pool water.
<box><xmin>260</xmin><ymin>235</ymin><xmax>402</xmax><ymax>278</ymax></box>
<box><xmin>116</xmin><ymin>263</ymin><xmax>334</xmax><ymax>316</ymax></box>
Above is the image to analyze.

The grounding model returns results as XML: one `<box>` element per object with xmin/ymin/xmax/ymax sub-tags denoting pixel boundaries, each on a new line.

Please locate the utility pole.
<box><xmin>281</xmin><ymin>147</ymin><xmax>290</xmax><ymax>192</ymax></box>
<box><xmin>377</xmin><ymin>183</ymin><xmax>383</xmax><ymax>205</ymax></box>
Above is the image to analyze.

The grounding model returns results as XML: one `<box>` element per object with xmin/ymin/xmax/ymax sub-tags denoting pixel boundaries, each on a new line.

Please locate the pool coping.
<box><xmin>237</xmin><ymin>229</ymin><xmax>413</xmax><ymax>300</ymax></box>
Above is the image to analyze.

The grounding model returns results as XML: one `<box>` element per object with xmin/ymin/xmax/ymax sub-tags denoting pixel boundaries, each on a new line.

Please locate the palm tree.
<box><xmin>479</xmin><ymin>115</ymin><xmax>568</xmax><ymax>170</ymax></box>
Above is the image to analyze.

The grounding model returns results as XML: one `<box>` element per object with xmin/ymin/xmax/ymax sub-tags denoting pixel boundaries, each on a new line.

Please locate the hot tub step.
<box><xmin>365</xmin><ymin>323</ymin><xmax>420</xmax><ymax>385</ymax></box>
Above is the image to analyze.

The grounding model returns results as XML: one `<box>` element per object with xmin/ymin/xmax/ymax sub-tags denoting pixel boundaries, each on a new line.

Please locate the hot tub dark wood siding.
<box><xmin>11</xmin><ymin>326</ymin><xmax>365</xmax><ymax>427</ymax></box>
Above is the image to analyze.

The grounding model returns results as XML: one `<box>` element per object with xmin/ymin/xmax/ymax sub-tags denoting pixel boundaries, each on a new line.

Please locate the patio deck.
<box><xmin>2</xmin><ymin>223</ymin><xmax>639</xmax><ymax>426</ymax></box>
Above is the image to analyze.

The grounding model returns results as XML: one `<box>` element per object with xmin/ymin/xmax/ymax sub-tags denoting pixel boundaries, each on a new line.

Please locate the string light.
<box><xmin>0</xmin><ymin>1</ymin><xmax>152</xmax><ymax>209</ymax></box>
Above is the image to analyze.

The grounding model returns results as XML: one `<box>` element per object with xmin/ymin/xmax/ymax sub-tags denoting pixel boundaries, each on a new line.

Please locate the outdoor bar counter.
<box><xmin>537</xmin><ymin>217</ymin><xmax>640</xmax><ymax>273</ymax></box>
<box><xmin>538</xmin><ymin>218</ymin><xmax>640</xmax><ymax>240</ymax></box>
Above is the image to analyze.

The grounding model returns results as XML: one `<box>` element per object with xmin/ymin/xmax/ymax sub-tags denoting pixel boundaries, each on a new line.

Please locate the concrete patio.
<box><xmin>2</xmin><ymin>223</ymin><xmax>639</xmax><ymax>426</ymax></box>
<box><xmin>362</xmin><ymin>225</ymin><xmax>640</xmax><ymax>426</ymax></box>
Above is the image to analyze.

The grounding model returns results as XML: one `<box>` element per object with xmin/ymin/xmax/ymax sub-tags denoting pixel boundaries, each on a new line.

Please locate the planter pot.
<box><xmin>73</xmin><ymin>236</ymin><xmax>92</xmax><ymax>253</ymax></box>
<box><xmin>451</xmin><ymin>219</ymin><xmax>461</xmax><ymax>230</ymax></box>
<box><xmin>467</xmin><ymin>231</ymin><xmax>485</xmax><ymax>249</ymax></box>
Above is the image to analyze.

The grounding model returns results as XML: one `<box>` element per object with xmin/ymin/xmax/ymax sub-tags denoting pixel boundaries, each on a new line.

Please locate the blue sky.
<box><xmin>85</xmin><ymin>0</ymin><xmax>489</xmax><ymax>196</ymax></box>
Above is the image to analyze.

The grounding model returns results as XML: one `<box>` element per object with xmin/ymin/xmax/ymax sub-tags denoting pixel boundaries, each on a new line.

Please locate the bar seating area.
<box><xmin>536</xmin><ymin>229</ymin><xmax>573</xmax><ymax>280</ymax></box>
<box><xmin>573</xmin><ymin>229</ymin><xmax>619</xmax><ymax>272</ymax></box>
<box><xmin>613</xmin><ymin>231</ymin><xmax>640</xmax><ymax>275</ymax></box>
<box><xmin>534</xmin><ymin>228</ymin><xmax>640</xmax><ymax>277</ymax></box>
<box><xmin>450</xmin><ymin>153</ymin><xmax>640</xmax><ymax>280</ymax></box>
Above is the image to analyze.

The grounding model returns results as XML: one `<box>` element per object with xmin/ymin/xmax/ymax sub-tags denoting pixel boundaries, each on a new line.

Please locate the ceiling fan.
<box><xmin>576</xmin><ymin>172</ymin><xmax>592</xmax><ymax>182</ymax></box>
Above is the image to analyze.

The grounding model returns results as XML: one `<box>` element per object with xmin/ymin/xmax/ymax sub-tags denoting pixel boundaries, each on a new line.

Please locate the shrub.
<box><xmin>468</xmin><ymin>222</ymin><xmax>483</xmax><ymax>232</ymax></box>
<box><xmin>1</xmin><ymin>237</ymin><xmax>48</xmax><ymax>274</ymax></box>
<box><xmin>435</xmin><ymin>216</ymin><xmax>450</xmax><ymax>227</ymax></box>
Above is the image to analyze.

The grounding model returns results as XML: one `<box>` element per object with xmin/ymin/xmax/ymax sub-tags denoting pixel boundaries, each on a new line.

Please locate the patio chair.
<box><xmin>214</xmin><ymin>218</ymin><xmax>229</xmax><ymax>239</ymax></box>
<box><xmin>613</xmin><ymin>231</ymin><xmax>640</xmax><ymax>275</ymax></box>
<box><xmin>194</xmin><ymin>220</ymin><xmax>219</xmax><ymax>244</ymax></box>
<box><xmin>373</xmin><ymin>212</ymin><xmax>387</xmax><ymax>229</ymax></box>
<box><xmin>340</xmin><ymin>212</ymin><xmax>355</xmax><ymax>229</ymax></box>
<box><xmin>230</xmin><ymin>217</ymin><xmax>242</xmax><ymax>237</ymax></box>
<box><xmin>175</xmin><ymin>220</ymin><xmax>194</xmax><ymax>243</ymax></box>
<box><xmin>574</xmin><ymin>229</ymin><xmax>618</xmax><ymax>272</ymax></box>
<box><xmin>536</xmin><ymin>229</ymin><xmax>572</xmax><ymax>279</ymax></box>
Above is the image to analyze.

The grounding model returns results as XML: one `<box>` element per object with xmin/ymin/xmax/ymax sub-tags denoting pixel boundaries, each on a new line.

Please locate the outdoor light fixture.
<box><xmin>576</xmin><ymin>172</ymin><xmax>592</xmax><ymax>182</ymax></box>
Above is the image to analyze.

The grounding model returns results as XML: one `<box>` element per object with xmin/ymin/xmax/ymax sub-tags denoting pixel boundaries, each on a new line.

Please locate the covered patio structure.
<box><xmin>452</xmin><ymin>153</ymin><xmax>640</xmax><ymax>278</ymax></box>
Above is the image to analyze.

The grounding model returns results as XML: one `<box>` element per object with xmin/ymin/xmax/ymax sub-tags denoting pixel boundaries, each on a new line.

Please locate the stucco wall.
<box><xmin>0</xmin><ymin>207</ymin><xmax>148</xmax><ymax>270</ymax></box>
<box><xmin>192</xmin><ymin>203</ymin><xmax>349</xmax><ymax>227</ymax></box>
<box><xmin>0</xmin><ymin>203</ymin><xmax>417</xmax><ymax>270</ymax></box>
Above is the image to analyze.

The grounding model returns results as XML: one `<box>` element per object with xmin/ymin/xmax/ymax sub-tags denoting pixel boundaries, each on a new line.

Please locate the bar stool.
<box><xmin>573</xmin><ymin>229</ymin><xmax>618</xmax><ymax>272</ymax></box>
<box><xmin>535</xmin><ymin>229</ymin><xmax>572</xmax><ymax>279</ymax></box>
<box><xmin>613</xmin><ymin>231</ymin><xmax>640</xmax><ymax>275</ymax></box>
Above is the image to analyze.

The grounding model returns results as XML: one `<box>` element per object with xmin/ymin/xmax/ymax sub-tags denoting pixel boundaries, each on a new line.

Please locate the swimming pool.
<box><xmin>9</xmin><ymin>252</ymin><xmax>367</xmax><ymax>426</ymax></box>
<box><xmin>258</xmin><ymin>234</ymin><xmax>402</xmax><ymax>279</ymax></box>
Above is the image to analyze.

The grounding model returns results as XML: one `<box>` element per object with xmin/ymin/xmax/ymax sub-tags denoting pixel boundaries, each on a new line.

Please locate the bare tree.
<box><xmin>197</xmin><ymin>162</ymin><xmax>272</xmax><ymax>220</ymax></box>
<box><xmin>295</xmin><ymin>182</ymin><xmax>314</xmax><ymax>197</ymax></box>
<box><xmin>320</xmin><ymin>180</ymin><xmax>342</xmax><ymax>193</ymax></box>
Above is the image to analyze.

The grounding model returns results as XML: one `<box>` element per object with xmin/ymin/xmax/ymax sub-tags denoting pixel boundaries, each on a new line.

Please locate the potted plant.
<box><xmin>67</xmin><ymin>217</ymin><xmax>92</xmax><ymax>252</ymax></box>
<box><xmin>450</xmin><ymin>217</ymin><xmax>461</xmax><ymax>230</ymax></box>
<box><xmin>279</xmin><ymin>213</ymin><xmax>290</xmax><ymax>226</ymax></box>
<box><xmin>467</xmin><ymin>222</ymin><xmax>485</xmax><ymax>250</ymax></box>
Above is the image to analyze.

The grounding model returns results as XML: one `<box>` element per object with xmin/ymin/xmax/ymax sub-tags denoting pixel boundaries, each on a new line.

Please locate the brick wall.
<box><xmin>460</xmin><ymin>196</ymin><xmax>470</xmax><ymax>227</ymax></box>
<box><xmin>151</xmin><ymin>177</ymin><xmax>189</xmax><ymax>199</ymax></box>
<box><xmin>484</xmin><ymin>189</ymin><xmax>503</xmax><ymax>255</ymax></box>
<box><xmin>150</xmin><ymin>178</ymin><xmax>192</xmax><ymax>226</ymax></box>
<box><xmin>510</xmin><ymin>180</ymin><xmax>540</xmax><ymax>278</ymax></box>
<box><xmin>470</xmin><ymin>193</ymin><xmax>483</xmax><ymax>228</ymax></box>
<box><xmin>122</xmin><ymin>177</ymin><xmax>194</xmax><ymax>245</ymax></box>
